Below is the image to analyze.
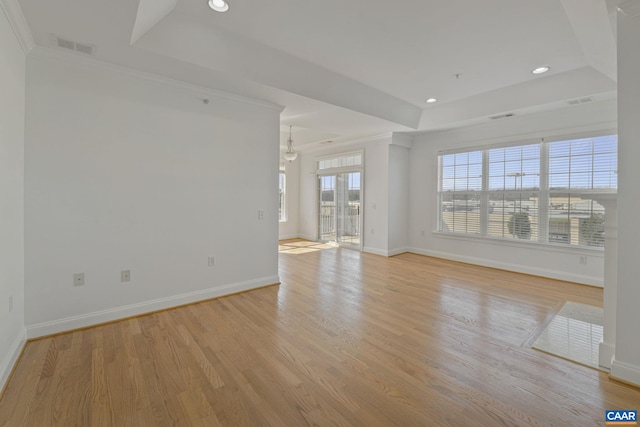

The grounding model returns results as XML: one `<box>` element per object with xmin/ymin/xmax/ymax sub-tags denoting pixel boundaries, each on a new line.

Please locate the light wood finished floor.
<box><xmin>1</xmin><ymin>240</ymin><xmax>639</xmax><ymax>426</ymax></box>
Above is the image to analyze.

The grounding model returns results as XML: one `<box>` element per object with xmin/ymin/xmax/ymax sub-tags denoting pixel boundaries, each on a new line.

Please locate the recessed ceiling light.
<box><xmin>426</xmin><ymin>98</ymin><xmax>438</xmax><ymax>103</ymax></box>
<box><xmin>532</xmin><ymin>66</ymin><xmax>550</xmax><ymax>74</ymax></box>
<box><xmin>208</xmin><ymin>0</ymin><xmax>229</xmax><ymax>12</ymax></box>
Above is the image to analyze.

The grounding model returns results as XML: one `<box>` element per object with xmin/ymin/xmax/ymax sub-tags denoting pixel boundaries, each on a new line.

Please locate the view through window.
<box><xmin>437</xmin><ymin>134</ymin><xmax>617</xmax><ymax>248</ymax></box>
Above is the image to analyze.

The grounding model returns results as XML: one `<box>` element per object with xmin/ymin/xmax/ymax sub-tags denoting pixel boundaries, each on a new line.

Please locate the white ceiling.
<box><xmin>18</xmin><ymin>0</ymin><xmax>618</xmax><ymax>148</ymax></box>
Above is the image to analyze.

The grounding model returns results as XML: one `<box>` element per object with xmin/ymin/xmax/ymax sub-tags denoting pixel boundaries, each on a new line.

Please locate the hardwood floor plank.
<box><xmin>1</xmin><ymin>242</ymin><xmax>639</xmax><ymax>426</ymax></box>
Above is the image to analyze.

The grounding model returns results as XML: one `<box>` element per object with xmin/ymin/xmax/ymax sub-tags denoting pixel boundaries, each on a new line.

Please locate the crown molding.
<box><xmin>298</xmin><ymin>132</ymin><xmax>394</xmax><ymax>153</ymax></box>
<box><xmin>28</xmin><ymin>45</ymin><xmax>285</xmax><ymax>113</ymax></box>
<box><xmin>0</xmin><ymin>0</ymin><xmax>34</xmax><ymax>53</ymax></box>
<box><xmin>391</xmin><ymin>133</ymin><xmax>414</xmax><ymax>148</ymax></box>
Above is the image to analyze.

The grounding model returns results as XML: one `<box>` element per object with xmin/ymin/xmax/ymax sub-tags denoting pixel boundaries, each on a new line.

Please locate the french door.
<box><xmin>318</xmin><ymin>172</ymin><xmax>361</xmax><ymax>249</ymax></box>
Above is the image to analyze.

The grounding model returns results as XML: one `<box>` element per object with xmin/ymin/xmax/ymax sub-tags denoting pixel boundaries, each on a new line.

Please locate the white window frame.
<box><xmin>315</xmin><ymin>150</ymin><xmax>364</xmax><ymax>250</ymax></box>
<box><xmin>436</xmin><ymin>132</ymin><xmax>617</xmax><ymax>250</ymax></box>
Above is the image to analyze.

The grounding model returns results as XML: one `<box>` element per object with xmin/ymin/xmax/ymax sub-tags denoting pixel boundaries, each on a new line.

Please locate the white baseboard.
<box><xmin>0</xmin><ymin>328</ymin><xmax>26</xmax><ymax>393</ymax></box>
<box><xmin>599</xmin><ymin>341</ymin><xmax>616</xmax><ymax>369</ymax></box>
<box><xmin>407</xmin><ymin>247</ymin><xmax>603</xmax><ymax>287</ymax></box>
<box><xmin>298</xmin><ymin>234</ymin><xmax>316</xmax><ymax>241</ymax></box>
<box><xmin>363</xmin><ymin>246</ymin><xmax>389</xmax><ymax>256</ymax></box>
<box><xmin>26</xmin><ymin>276</ymin><xmax>279</xmax><ymax>339</ymax></box>
<box><xmin>388</xmin><ymin>247</ymin><xmax>410</xmax><ymax>257</ymax></box>
<box><xmin>363</xmin><ymin>247</ymin><xmax>409</xmax><ymax>257</ymax></box>
<box><xmin>611</xmin><ymin>358</ymin><xmax>640</xmax><ymax>387</ymax></box>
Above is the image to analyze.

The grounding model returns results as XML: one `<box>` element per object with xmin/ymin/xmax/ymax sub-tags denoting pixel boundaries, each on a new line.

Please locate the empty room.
<box><xmin>1</xmin><ymin>0</ymin><xmax>640</xmax><ymax>425</ymax></box>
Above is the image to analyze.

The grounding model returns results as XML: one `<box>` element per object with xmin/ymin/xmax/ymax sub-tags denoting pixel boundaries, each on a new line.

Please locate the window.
<box><xmin>316</xmin><ymin>151</ymin><xmax>363</xmax><ymax>247</ymax></box>
<box><xmin>437</xmin><ymin>134</ymin><xmax>617</xmax><ymax>248</ymax></box>
<box><xmin>317</xmin><ymin>152</ymin><xmax>362</xmax><ymax>171</ymax></box>
<box><xmin>279</xmin><ymin>163</ymin><xmax>286</xmax><ymax>222</ymax></box>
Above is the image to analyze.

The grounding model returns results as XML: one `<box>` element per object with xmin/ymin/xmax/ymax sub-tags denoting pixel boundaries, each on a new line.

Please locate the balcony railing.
<box><xmin>319</xmin><ymin>202</ymin><xmax>360</xmax><ymax>243</ymax></box>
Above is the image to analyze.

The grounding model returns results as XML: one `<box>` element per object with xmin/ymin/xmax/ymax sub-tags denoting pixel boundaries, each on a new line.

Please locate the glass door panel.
<box><xmin>318</xmin><ymin>175</ymin><xmax>336</xmax><ymax>242</ymax></box>
<box><xmin>318</xmin><ymin>172</ymin><xmax>361</xmax><ymax>248</ymax></box>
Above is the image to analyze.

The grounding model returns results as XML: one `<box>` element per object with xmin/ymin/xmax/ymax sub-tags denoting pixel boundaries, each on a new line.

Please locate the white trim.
<box><xmin>363</xmin><ymin>247</ymin><xmax>389</xmax><ymax>256</ymax></box>
<box><xmin>438</xmin><ymin>137</ymin><xmax>540</xmax><ymax>156</ymax></box>
<box><xmin>26</xmin><ymin>276</ymin><xmax>279</xmax><ymax>338</ymax></box>
<box><xmin>610</xmin><ymin>359</ymin><xmax>640</xmax><ymax>388</ymax></box>
<box><xmin>28</xmin><ymin>46</ymin><xmax>285</xmax><ymax>112</ymax></box>
<box><xmin>315</xmin><ymin>150</ymin><xmax>364</xmax><ymax>176</ymax></box>
<box><xmin>407</xmin><ymin>247</ymin><xmax>603</xmax><ymax>286</ymax></box>
<box><xmin>0</xmin><ymin>328</ymin><xmax>26</xmax><ymax>393</ymax></box>
<box><xmin>299</xmin><ymin>233</ymin><xmax>317</xmax><ymax>241</ymax></box>
<box><xmin>431</xmin><ymin>231</ymin><xmax>606</xmax><ymax>257</ymax></box>
<box><xmin>599</xmin><ymin>341</ymin><xmax>616</xmax><ymax>370</ymax></box>
<box><xmin>315</xmin><ymin>149</ymin><xmax>365</xmax><ymax>163</ymax></box>
<box><xmin>363</xmin><ymin>246</ymin><xmax>410</xmax><ymax>257</ymax></box>
<box><xmin>437</xmin><ymin>128</ymin><xmax>617</xmax><ymax>156</ymax></box>
<box><xmin>299</xmin><ymin>133</ymin><xmax>393</xmax><ymax>153</ymax></box>
<box><xmin>388</xmin><ymin>247</ymin><xmax>410</xmax><ymax>256</ymax></box>
<box><xmin>0</xmin><ymin>0</ymin><xmax>34</xmax><ymax>53</ymax></box>
<box><xmin>415</xmin><ymin>116</ymin><xmax>617</xmax><ymax>150</ymax></box>
<box><xmin>391</xmin><ymin>133</ymin><xmax>413</xmax><ymax>149</ymax></box>
<box><xmin>316</xmin><ymin>165</ymin><xmax>363</xmax><ymax>176</ymax></box>
<box><xmin>315</xmin><ymin>154</ymin><xmax>364</xmax><ymax>252</ymax></box>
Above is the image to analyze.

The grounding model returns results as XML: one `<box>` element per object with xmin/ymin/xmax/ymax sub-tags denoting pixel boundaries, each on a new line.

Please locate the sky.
<box><xmin>440</xmin><ymin>135</ymin><xmax>617</xmax><ymax>192</ymax></box>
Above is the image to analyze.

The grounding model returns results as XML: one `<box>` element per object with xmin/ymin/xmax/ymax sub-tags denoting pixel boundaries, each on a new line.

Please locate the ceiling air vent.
<box><xmin>568</xmin><ymin>97</ymin><xmax>593</xmax><ymax>106</ymax></box>
<box><xmin>54</xmin><ymin>36</ymin><xmax>96</xmax><ymax>55</ymax></box>
<box><xmin>489</xmin><ymin>113</ymin><xmax>515</xmax><ymax>120</ymax></box>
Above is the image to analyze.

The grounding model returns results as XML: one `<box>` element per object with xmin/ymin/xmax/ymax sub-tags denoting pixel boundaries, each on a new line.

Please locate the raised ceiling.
<box><xmin>18</xmin><ymin>0</ymin><xmax>618</xmax><ymax>147</ymax></box>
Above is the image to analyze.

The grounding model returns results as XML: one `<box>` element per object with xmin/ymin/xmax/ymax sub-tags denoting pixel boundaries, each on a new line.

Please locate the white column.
<box><xmin>611</xmin><ymin>2</ymin><xmax>640</xmax><ymax>386</ymax></box>
<box><xmin>594</xmin><ymin>195</ymin><xmax>617</xmax><ymax>369</ymax></box>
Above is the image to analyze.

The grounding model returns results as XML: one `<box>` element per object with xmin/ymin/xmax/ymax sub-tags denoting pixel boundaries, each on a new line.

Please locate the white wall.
<box><xmin>388</xmin><ymin>142</ymin><xmax>410</xmax><ymax>255</ymax></box>
<box><xmin>408</xmin><ymin>100</ymin><xmax>617</xmax><ymax>286</ymax></box>
<box><xmin>362</xmin><ymin>139</ymin><xmax>391</xmax><ymax>254</ymax></box>
<box><xmin>0</xmin><ymin>4</ymin><xmax>26</xmax><ymax>391</ymax></box>
<box><xmin>611</xmin><ymin>9</ymin><xmax>640</xmax><ymax>386</ymax></box>
<box><xmin>278</xmin><ymin>158</ymin><xmax>300</xmax><ymax>240</ymax></box>
<box><xmin>24</xmin><ymin>50</ymin><xmax>282</xmax><ymax>337</ymax></box>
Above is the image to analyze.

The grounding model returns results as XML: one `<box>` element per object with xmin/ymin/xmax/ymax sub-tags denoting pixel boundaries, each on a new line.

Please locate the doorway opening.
<box><xmin>316</xmin><ymin>152</ymin><xmax>363</xmax><ymax>250</ymax></box>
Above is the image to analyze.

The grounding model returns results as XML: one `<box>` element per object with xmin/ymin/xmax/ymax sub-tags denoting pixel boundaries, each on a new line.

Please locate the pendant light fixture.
<box><xmin>284</xmin><ymin>125</ymin><xmax>298</xmax><ymax>162</ymax></box>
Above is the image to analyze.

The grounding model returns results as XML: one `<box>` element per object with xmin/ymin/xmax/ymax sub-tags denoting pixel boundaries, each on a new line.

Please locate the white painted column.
<box><xmin>611</xmin><ymin>2</ymin><xmax>640</xmax><ymax>386</ymax></box>
<box><xmin>594</xmin><ymin>195</ymin><xmax>617</xmax><ymax>369</ymax></box>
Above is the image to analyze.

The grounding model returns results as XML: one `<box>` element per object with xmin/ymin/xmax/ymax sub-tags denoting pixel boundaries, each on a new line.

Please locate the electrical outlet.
<box><xmin>371</xmin><ymin>228</ymin><xmax>374</xmax><ymax>234</ymax></box>
<box><xmin>121</xmin><ymin>270</ymin><xmax>131</xmax><ymax>282</ymax></box>
<box><xmin>74</xmin><ymin>273</ymin><xmax>85</xmax><ymax>287</ymax></box>
<box><xmin>258</xmin><ymin>209</ymin><xmax>264</xmax><ymax>219</ymax></box>
<box><xmin>208</xmin><ymin>256</ymin><xmax>216</xmax><ymax>266</ymax></box>
<box><xmin>421</xmin><ymin>230</ymin><xmax>426</xmax><ymax>237</ymax></box>
<box><xmin>579</xmin><ymin>255</ymin><xmax>588</xmax><ymax>265</ymax></box>
<box><xmin>8</xmin><ymin>294</ymin><xmax>13</xmax><ymax>312</ymax></box>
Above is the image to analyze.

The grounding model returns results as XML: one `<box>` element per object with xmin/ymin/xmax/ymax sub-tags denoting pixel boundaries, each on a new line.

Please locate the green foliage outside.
<box><xmin>508</xmin><ymin>212</ymin><xmax>531</xmax><ymax>239</ymax></box>
<box><xmin>580</xmin><ymin>214</ymin><xmax>605</xmax><ymax>246</ymax></box>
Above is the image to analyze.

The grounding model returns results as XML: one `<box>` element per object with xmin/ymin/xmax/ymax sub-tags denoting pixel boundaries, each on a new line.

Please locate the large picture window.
<box><xmin>437</xmin><ymin>134</ymin><xmax>617</xmax><ymax>248</ymax></box>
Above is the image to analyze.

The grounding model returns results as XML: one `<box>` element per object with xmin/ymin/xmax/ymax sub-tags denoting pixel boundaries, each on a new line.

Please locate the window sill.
<box><xmin>431</xmin><ymin>231</ymin><xmax>604</xmax><ymax>257</ymax></box>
